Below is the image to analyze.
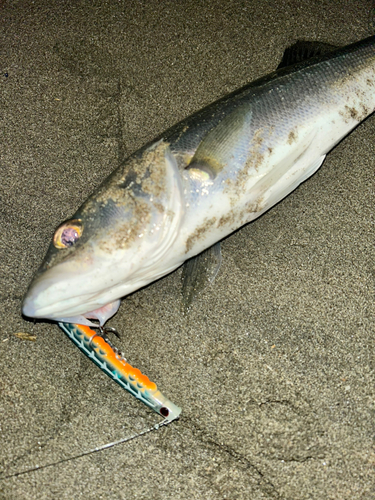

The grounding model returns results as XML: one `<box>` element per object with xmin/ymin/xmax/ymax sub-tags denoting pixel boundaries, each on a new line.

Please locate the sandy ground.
<box><xmin>0</xmin><ymin>1</ymin><xmax>374</xmax><ymax>498</ymax></box>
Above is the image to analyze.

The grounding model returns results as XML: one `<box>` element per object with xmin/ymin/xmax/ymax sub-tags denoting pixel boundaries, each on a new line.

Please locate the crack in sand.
<box><xmin>183</xmin><ymin>417</ymin><xmax>283</xmax><ymax>499</ymax></box>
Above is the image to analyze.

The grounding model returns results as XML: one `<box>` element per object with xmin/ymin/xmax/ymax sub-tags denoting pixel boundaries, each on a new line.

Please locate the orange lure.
<box><xmin>59</xmin><ymin>322</ymin><xmax>181</xmax><ymax>422</ymax></box>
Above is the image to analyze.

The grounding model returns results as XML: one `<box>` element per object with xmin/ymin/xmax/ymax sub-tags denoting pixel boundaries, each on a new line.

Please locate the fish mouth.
<box><xmin>21</xmin><ymin>270</ymin><xmax>124</xmax><ymax>326</ymax></box>
<box><xmin>22</xmin><ymin>291</ymin><xmax>121</xmax><ymax>327</ymax></box>
<box><xmin>22</xmin><ymin>290</ymin><xmax>98</xmax><ymax>319</ymax></box>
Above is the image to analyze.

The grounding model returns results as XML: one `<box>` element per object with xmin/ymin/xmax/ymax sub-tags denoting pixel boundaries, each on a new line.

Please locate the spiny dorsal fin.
<box><xmin>277</xmin><ymin>40</ymin><xmax>339</xmax><ymax>69</ymax></box>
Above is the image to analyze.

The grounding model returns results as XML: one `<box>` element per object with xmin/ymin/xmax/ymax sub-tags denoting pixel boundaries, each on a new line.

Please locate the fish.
<box><xmin>22</xmin><ymin>36</ymin><xmax>375</xmax><ymax>327</ymax></box>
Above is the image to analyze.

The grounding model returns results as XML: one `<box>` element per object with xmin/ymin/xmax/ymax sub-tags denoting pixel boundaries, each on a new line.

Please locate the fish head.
<box><xmin>22</xmin><ymin>141</ymin><xmax>184</xmax><ymax>326</ymax></box>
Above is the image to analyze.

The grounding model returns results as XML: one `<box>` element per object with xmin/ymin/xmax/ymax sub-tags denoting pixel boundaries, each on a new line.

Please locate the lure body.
<box><xmin>59</xmin><ymin>322</ymin><xmax>181</xmax><ymax>421</ymax></box>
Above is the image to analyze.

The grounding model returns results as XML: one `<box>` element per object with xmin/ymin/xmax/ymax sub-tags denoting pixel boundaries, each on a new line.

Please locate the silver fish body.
<box><xmin>23</xmin><ymin>36</ymin><xmax>375</xmax><ymax>325</ymax></box>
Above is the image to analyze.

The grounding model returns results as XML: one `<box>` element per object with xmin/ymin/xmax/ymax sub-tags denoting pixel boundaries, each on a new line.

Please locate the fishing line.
<box><xmin>1</xmin><ymin>418</ymin><xmax>170</xmax><ymax>479</ymax></box>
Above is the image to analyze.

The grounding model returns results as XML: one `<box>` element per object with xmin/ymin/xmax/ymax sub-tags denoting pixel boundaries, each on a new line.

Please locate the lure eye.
<box><xmin>160</xmin><ymin>407</ymin><xmax>170</xmax><ymax>418</ymax></box>
<box><xmin>53</xmin><ymin>219</ymin><xmax>83</xmax><ymax>249</ymax></box>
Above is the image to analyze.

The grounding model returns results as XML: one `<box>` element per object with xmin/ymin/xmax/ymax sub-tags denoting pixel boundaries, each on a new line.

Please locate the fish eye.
<box><xmin>53</xmin><ymin>219</ymin><xmax>83</xmax><ymax>249</ymax></box>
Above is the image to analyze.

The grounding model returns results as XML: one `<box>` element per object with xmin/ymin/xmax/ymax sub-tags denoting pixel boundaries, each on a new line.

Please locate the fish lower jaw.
<box><xmin>53</xmin><ymin>299</ymin><xmax>121</xmax><ymax>327</ymax></box>
<box><xmin>81</xmin><ymin>299</ymin><xmax>121</xmax><ymax>325</ymax></box>
<box><xmin>22</xmin><ymin>296</ymin><xmax>121</xmax><ymax>327</ymax></box>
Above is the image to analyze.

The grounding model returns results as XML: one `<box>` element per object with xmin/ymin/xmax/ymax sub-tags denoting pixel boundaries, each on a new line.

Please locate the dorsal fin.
<box><xmin>277</xmin><ymin>40</ymin><xmax>339</xmax><ymax>69</ymax></box>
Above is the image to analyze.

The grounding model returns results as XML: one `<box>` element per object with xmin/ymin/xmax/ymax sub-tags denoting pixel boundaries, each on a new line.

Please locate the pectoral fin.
<box><xmin>185</xmin><ymin>107</ymin><xmax>252</xmax><ymax>179</ymax></box>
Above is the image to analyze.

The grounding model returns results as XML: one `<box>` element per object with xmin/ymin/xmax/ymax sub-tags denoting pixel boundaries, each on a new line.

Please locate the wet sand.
<box><xmin>1</xmin><ymin>1</ymin><xmax>374</xmax><ymax>498</ymax></box>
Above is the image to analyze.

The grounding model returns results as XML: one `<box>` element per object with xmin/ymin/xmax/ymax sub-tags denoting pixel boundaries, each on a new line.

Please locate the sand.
<box><xmin>1</xmin><ymin>1</ymin><xmax>374</xmax><ymax>498</ymax></box>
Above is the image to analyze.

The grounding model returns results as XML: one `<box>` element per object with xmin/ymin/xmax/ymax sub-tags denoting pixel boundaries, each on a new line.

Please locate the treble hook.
<box><xmin>99</xmin><ymin>325</ymin><xmax>121</xmax><ymax>339</ymax></box>
<box><xmin>88</xmin><ymin>325</ymin><xmax>126</xmax><ymax>362</ymax></box>
<box><xmin>88</xmin><ymin>325</ymin><xmax>120</xmax><ymax>343</ymax></box>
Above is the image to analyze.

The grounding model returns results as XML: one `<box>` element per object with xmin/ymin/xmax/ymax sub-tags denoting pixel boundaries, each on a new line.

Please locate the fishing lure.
<box><xmin>2</xmin><ymin>324</ymin><xmax>180</xmax><ymax>478</ymax></box>
<box><xmin>59</xmin><ymin>322</ymin><xmax>181</xmax><ymax>423</ymax></box>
